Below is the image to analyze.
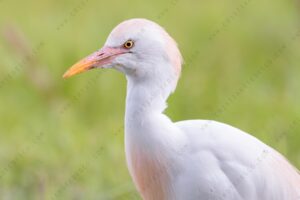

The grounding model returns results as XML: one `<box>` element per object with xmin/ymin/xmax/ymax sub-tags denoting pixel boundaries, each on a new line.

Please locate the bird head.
<box><xmin>63</xmin><ymin>18</ymin><xmax>183</xmax><ymax>93</ymax></box>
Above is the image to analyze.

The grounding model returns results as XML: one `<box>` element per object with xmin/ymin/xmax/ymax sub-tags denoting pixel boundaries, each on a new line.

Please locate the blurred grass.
<box><xmin>0</xmin><ymin>0</ymin><xmax>300</xmax><ymax>199</ymax></box>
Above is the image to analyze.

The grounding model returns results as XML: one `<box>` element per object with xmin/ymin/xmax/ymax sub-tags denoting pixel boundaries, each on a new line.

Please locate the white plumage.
<box><xmin>63</xmin><ymin>18</ymin><xmax>300</xmax><ymax>200</ymax></box>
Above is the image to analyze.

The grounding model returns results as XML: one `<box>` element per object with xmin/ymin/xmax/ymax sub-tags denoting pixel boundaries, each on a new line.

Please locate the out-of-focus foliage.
<box><xmin>0</xmin><ymin>0</ymin><xmax>300</xmax><ymax>199</ymax></box>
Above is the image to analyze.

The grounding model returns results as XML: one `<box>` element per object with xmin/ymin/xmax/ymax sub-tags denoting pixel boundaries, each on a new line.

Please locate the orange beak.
<box><xmin>63</xmin><ymin>46</ymin><xmax>127</xmax><ymax>79</ymax></box>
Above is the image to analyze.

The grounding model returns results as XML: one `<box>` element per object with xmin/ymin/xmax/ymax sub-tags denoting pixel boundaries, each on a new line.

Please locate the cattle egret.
<box><xmin>63</xmin><ymin>18</ymin><xmax>300</xmax><ymax>200</ymax></box>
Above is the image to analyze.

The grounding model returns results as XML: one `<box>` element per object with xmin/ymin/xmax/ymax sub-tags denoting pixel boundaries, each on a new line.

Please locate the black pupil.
<box><xmin>126</xmin><ymin>42</ymin><xmax>131</xmax><ymax>47</ymax></box>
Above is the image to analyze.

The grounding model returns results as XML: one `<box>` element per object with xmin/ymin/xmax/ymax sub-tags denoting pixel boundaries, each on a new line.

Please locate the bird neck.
<box><xmin>124</xmin><ymin>75</ymin><xmax>186</xmax><ymax>153</ymax></box>
<box><xmin>124</xmin><ymin>73</ymin><xmax>188</xmax><ymax>147</ymax></box>
<box><xmin>125</xmin><ymin>76</ymin><xmax>169</xmax><ymax>120</ymax></box>
<box><xmin>124</xmin><ymin>76</ymin><xmax>187</xmax><ymax>198</ymax></box>
<box><xmin>125</xmin><ymin>75</ymin><xmax>175</xmax><ymax>139</ymax></box>
<box><xmin>124</xmin><ymin>77</ymin><xmax>183</xmax><ymax>200</ymax></box>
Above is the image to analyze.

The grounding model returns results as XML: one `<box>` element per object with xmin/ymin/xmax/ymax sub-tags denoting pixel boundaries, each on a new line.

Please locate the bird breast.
<box><xmin>127</xmin><ymin>145</ymin><xmax>173</xmax><ymax>200</ymax></box>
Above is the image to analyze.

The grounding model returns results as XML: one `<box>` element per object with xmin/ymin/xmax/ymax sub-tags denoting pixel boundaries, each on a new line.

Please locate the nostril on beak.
<box><xmin>98</xmin><ymin>52</ymin><xmax>104</xmax><ymax>56</ymax></box>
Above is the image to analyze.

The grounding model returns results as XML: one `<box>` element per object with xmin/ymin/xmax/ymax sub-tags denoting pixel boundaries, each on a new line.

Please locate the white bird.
<box><xmin>63</xmin><ymin>18</ymin><xmax>300</xmax><ymax>200</ymax></box>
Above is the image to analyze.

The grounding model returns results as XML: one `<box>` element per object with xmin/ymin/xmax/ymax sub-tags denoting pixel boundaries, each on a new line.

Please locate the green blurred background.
<box><xmin>0</xmin><ymin>0</ymin><xmax>300</xmax><ymax>199</ymax></box>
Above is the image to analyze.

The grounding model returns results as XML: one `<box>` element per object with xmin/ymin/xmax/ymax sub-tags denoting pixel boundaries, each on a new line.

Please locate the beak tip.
<box><xmin>62</xmin><ymin>49</ymin><xmax>106</xmax><ymax>79</ymax></box>
<box><xmin>62</xmin><ymin>72</ymin><xmax>70</xmax><ymax>79</ymax></box>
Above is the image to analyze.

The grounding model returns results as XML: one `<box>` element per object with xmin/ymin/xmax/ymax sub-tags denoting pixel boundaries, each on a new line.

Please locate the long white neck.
<box><xmin>125</xmin><ymin>76</ymin><xmax>168</xmax><ymax>141</ymax></box>
<box><xmin>125</xmin><ymin>78</ymin><xmax>167</xmax><ymax>117</ymax></box>
<box><xmin>124</xmin><ymin>74</ymin><xmax>186</xmax><ymax>150</ymax></box>
<box><xmin>124</xmin><ymin>74</ymin><xmax>186</xmax><ymax>200</ymax></box>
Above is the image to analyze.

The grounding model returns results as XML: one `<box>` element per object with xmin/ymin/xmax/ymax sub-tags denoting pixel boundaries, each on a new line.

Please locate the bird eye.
<box><xmin>123</xmin><ymin>40</ymin><xmax>134</xmax><ymax>49</ymax></box>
